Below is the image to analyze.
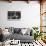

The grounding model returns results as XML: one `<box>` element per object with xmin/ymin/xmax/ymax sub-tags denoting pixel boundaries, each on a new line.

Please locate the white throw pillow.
<box><xmin>2</xmin><ymin>29</ymin><xmax>10</xmax><ymax>36</ymax></box>
<box><xmin>21</xmin><ymin>28</ymin><xmax>27</xmax><ymax>35</ymax></box>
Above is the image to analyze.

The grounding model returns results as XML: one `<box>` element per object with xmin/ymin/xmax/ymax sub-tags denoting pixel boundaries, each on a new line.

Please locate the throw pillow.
<box><xmin>14</xmin><ymin>28</ymin><xmax>21</xmax><ymax>34</ymax></box>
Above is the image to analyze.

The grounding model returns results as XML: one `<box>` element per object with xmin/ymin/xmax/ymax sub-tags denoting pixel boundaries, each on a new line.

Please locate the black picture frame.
<box><xmin>8</xmin><ymin>11</ymin><xmax>21</xmax><ymax>19</ymax></box>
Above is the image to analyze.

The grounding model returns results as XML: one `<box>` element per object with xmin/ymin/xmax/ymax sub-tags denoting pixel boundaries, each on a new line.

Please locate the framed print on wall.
<box><xmin>8</xmin><ymin>11</ymin><xmax>21</xmax><ymax>20</ymax></box>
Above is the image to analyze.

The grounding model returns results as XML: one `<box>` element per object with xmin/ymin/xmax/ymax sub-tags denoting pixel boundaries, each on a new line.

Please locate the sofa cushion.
<box><xmin>8</xmin><ymin>27</ymin><xmax>14</xmax><ymax>34</ymax></box>
<box><xmin>21</xmin><ymin>28</ymin><xmax>27</xmax><ymax>35</ymax></box>
<box><xmin>14</xmin><ymin>28</ymin><xmax>21</xmax><ymax>33</ymax></box>
<box><xmin>8</xmin><ymin>33</ymin><xmax>34</xmax><ymax>43</ymax></box>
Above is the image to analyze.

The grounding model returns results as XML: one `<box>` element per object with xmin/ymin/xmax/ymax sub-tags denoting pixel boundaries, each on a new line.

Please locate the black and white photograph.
<box><xmin>8</xmin><ymin>11</ymin><xmax>21</xmax><ymax>19</ymax></box>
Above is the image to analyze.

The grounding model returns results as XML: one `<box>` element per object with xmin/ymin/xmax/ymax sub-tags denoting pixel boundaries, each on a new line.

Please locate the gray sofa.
<box><xmin>8</xmin><ymin>33</ymin><xmax>34</xmax><ymax>43</ymax></box>
<box><xmin>3</xmin><ymin>27</ymin><xmax>34</xmax><ymax>43</ymax></box>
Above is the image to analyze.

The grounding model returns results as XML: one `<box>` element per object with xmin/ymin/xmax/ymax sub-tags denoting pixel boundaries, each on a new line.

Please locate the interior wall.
<box><xmin>0</xmin><ymin>1</ymin><xmax>40</xmax><ymax>29</ymax></box>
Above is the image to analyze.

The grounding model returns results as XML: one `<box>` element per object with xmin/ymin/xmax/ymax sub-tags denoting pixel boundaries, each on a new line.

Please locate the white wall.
<box><xmin>0</xmin><ymin>1</ymin><xmax>40</xmax><ymax>28</ymax></box>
